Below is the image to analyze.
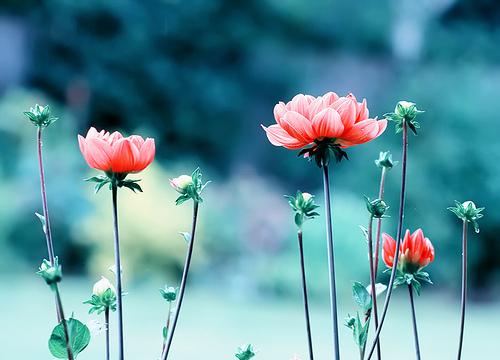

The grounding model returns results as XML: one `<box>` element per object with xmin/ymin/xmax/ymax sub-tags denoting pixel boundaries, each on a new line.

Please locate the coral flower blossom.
<box><xmin>261</xmin><ymin>92</ymin><xmax>387</xmax><ymax>151</ymax></box>
<box><xmin>382</xmin><ymin>229</ymin><xmax>435</xmax><ymax>273</ymax></box>
<box><xmin>78</xmin><ymin>127</ymin><xmax>155</xmax><ymax>174</ymax></box>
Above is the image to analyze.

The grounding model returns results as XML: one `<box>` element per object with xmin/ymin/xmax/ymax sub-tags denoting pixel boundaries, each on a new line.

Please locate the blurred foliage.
<box><xmin>1</xmin><ymin>0</ymin><xmax>500</xmax><ymax>298</ymax></box>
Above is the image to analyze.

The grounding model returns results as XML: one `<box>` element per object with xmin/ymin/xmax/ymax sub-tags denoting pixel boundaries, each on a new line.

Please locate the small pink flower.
<box><xmin>290</xmin><ymin>355</ymin><xmax>301</xmax><ymax>360</ymax></box>
<box><xmin>78</xmin><ymin>127</ymin><xmax>155</xmax><ymax>174</ymax></box>
<box><xmin>382</xmin><ymin>229</ymin><xmax>435</xmax><ymax>272</ymax></box>
<box><xmin>262</xmin><ymin>92</ymin><xmax>386</xmax><ymax>150</ymax></box>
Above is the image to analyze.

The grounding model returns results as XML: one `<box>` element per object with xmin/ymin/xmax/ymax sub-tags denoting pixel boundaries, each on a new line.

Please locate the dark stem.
<box><xmin>408</xmin><ymin>284</ymin><xmax>421</xmax><ymax>360</ymax></box>
<box><xmin>322</xmin><ymin>165</ymin><xmax>340</xmax><ymax>360</ymax></box>
<box><xmin>112</xmin><ymin>185</ymin><xmax>124</xmax><ymax>360</ymax></box>
<box><xmin>457</xmin><ymin>220</ymin><xmax>468</xmax><ymax>360</ymax></box>
<box><xmin>37</xmin><ymin>127</ymin><xmax>61</xmax><ymax>322</ymax></box>
<box><xmin>161</xmin><ymin>301</ymin><xmax>173</xmax><ymax>358</ymax></box>
<box><xmin>105</xmin><ymin>308</ymin><xmax>110</xmax><ymax>360</ymax></box>
<box><xmin>162</xmin><ymin>201</ymin><xmax>199</xmax><ymax>360</ymax></box>
<box><xmin>298</xmin><ymin>230</ymin><xmax>314</xmax><ymax>360</ymax></box>
<box><xmin>373</xmin><ymin>167</ymin><xmax>387</xmax><ymax>276</ymax></box>
<box><xmin>366</xmin><ymin>121</ymin><xmax>408</xmax><ymax>360</ymax></box>
<box><xmin>54</xmin><ymin>285</ymin><xmax>74</xmax><ymax>360</ymax></box>
<box><xmin>364</xmin><ymin>215</ymin><xmax>381</xmax><ymax>360</ymax></box>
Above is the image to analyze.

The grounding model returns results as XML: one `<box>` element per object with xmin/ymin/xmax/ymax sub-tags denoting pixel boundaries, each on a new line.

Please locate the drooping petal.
<box><xmin>340</xmin><ymin>119</ymin><xmax>386</xmax><ymax>144</ymax></box>
<box><xmin>312</xmin><ymin>108</ymin><xmax>344</xmax><ymax>139</ymax></box>
<box><xmin>110</xmin><ymin>138</ymin><xmax>140</xmax><ymax>173</ymax></box>
<box><xmin>280</xmin><ymin>111</ymin><xmax>315</xmax><ymax>143</ymax></box>
<box><xmin>261</xmin><ymin>124</ymin><xmax>308</xmax><ymax>149</ymax></box>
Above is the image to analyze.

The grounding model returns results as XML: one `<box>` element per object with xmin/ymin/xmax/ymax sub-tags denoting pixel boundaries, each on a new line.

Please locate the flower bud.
<box><xmin>448</xmin><ymin>200</ymin><xmax>484</xmax><ymax>233</ymax></box>
<box><xmin>93</xmin><ymin>276</ymin><xmax>116</xmax><ymax>298</ymax></box>
<box><xmin>385</xmin><ymin>100</ymin><xmax>422</xmax><ymax>135</ymax></box>
<box><xmin>159</xmin><ymin>285</ymin><xmax>178</xmax><ymax>302</ymax></box>
<box><xmin>37</xmin><ymin>258</ymin><xmax>62</xmax><ymax>287</ymax></box>
<box><xmin>169</xmin><ymin>175</ymin><xmax>193</xmax><ymax>194</ymax></box>
<box><xmin>364</xmin><ymin>196</ymin><xmax>389</xmax><ymax>218</ymax></box>
<box><xmin>375</xmin><ymin>151</ymin><xmax>397</xmax><ymax>170</ymax></box>
<box><xmin>23</xmin><ymin>104</ymin><xmax>58</xmax><ymax>129</ymax></box>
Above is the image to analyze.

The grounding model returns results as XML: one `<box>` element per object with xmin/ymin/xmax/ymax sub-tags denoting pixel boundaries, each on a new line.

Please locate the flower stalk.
<box><xmin>456</xmin><ymin>219</ymin><xmax>467</xmax><ymax>360</ymax></box>
<box><xmin>366</xmin><ymin>103</ymin><xmax>413</xmax><ymax>360</ymax></box>
<box><xmin>111</xmin><ymin>184</ymin><xmax>125</xmax><ymax>360</ymax></box>
<box><xmin>323</xmin><ymin>165</ymin><xmax>340</xmax><ymax>360</ymax></box>
<box><xmin>407</xmin><ymin>284</ymin><xmax>421</xmax><ymax>360</ymax></box>
<box><xmin>298</xmin><ymin>229</ymin><xmax>314</xmax><ymax>360</ymax></box>
<box><xmin>161</xmin><ymin>200</ymin><xmax>199</xmax><ymax>360</ymax></box>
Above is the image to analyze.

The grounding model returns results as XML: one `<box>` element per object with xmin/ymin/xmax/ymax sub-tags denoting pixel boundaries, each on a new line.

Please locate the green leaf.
<box><xmin>352</xmin><ymin>282</ymin><xmax>372</xmax><ymax>313</ymax></box>
<box><xmin>48</xmin><ymin>318</ymin><xmax>91</xmax><ymax>358</ymax></box>
<box><xmin>179</xmin><ymin>232</ymin><xmax>191</xmax><ymax>243</ymax></box>
<box><xmin>162</xmin><ymin>326</ymin><xmax>168</xmax><ymax>340</ymax></box>
<box><xmin>35</xmin><ymin>212</ymin><xmax>47</xmax><ymax>234</ymax></box>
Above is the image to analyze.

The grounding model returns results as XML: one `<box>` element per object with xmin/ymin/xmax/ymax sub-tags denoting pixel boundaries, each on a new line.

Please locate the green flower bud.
<box><xmin>37</xmin><ymin>258</ymin><xmax>62</xmax><ymax>288</ymax></box>
<box><xmin>23</xmin><ymin>104</ymin><xmax>58</xmax><ymax>130</ymax></box>
<box><xmin>375</xmin><ymin>151</ymin><xmax>397</xmax><ymax>170</ymax></box>
<box><xmin>364</xmin><ymin>196</ymin><xmax>389</xmax><ymax>218</ymax></box>
<box><xmin>84</xmin><ymin>276</ymin><xmax>117</xmax><ymax>314</ymax></box>
<box><xmin>169</xmin><ymin>175</ymin><xmax>193</xmax><ymax>194</ymax></box>
<box><xmin>159</xmin><ymin>285</ymin><xmax>178</xmax><ymax>302</ymax></box>
<box><xmin>285</xmin><ymin>190</ymin><xmax>320</xmax><ymax>229</ymax></box>
<box><xmin>384</xmin><ymin>100</ymin><xmax>423</xmax><ymax>135</ymax></box>
<box><xmin>448</xmin><ymin>200</ymin><xmax>484</xmax><ymax>233</ymax></box>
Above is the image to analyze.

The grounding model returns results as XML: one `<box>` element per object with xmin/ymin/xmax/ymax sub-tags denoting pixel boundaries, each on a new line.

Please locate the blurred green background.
<box><xmin>1</xmin><ymin>0</ymin><xmax>500</xmax><ymax>358</ymax></box>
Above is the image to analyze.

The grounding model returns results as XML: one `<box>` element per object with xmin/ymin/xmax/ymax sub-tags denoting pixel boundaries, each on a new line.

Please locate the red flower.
<box><xmin>382</xmin><ymin>229</ymin><xmax>435</xmax><ymax>273</ymax></box>
<box><xmin>262</xmin><ymin>92</ymin><xmax>387</xmax><ymax>150</ymax></box>
<box><xmin>78</xmin><ymin>127</ymin><xmax>155</xmax><ymax>174</ymax></box>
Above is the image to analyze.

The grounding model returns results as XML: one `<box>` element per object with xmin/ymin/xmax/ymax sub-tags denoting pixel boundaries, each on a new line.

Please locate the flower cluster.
<box><xmin>262</xmin><ymin>92</ymin><xmax>387</xmax><ymax>166</ymax></box>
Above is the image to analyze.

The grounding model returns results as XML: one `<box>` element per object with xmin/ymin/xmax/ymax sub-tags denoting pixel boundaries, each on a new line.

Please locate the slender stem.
<box><xmin>322</xmin><ymin>165</ymin><xmax>340</xmax><ymax>360</ymax></box>
<box><xmin>373</xmin><ymin>167</ymin><xmax>387</xmax><ymax>275</ymax></box>
<box><xmin>407</xmin><ymin>284</ymin><xmax>421</xmax><ymax>360</ymax></box>
<box><xmin>457</xmin><ymin>220</ymin><xmax>468</xmax><ymax>360</ymax></box>
<box><xmin>297</xmin><ymin>230</ymin><xmax>314</xmax><ymax>360</ymax></box>
<box><xmin>54</xmin><ymin>285</ymin><xmax>74</xmax><ymax>360</ymax></box>
<box><xmin>162</xmin><ymin>201</ymin><xmax>200</xmax><ymax>360</ymax></box>
<box><xmin>105</xmin><ymin>308</ymin><xmax>110</xmax><ymax>360</ymax></box>
<box><xmin>37</xmin><ymin>127</ymin><xmax>62</xmax><ymax>322</ymax></box>
<box><xmin>365</xmin><ymin>215</ymin><xmax>381</xmax><ymax>360</ymax></box>
<box><xmin>366</xmin><ymin>122</ymin><xmax>408</xmax><ymax>360</ymax></box>
<box><xmin>37</xmin><ymin>127</ymin><xmax>56</xmax><ymax>264</ymax></box>
<box><xmin>111</xmin><ymin>185</ymin><xmax>124</xmax><ymax>360</ymax></box>
<box><xmin>161</xmin><ymin>301</ymin><xmax>173</xmax><ymax>358</ymax></box>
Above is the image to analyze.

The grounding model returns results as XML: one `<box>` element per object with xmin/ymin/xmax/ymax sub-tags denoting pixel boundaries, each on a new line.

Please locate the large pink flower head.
<box><xmin>262</xmin><ymin>92</ymin><xmax>387</xmax><ymax>166</ymax></box>
<box><xmin>78</xmin><ymin>127</ymin><xmax>155</xmax><ymax>192</ymax></box>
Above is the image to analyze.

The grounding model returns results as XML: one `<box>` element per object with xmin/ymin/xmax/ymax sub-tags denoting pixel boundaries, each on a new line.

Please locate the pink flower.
<box><xmin>78</xmin><ymin>127</ymin><xmax>155</xmax><ymax>174</ymax></box>
<box><xmin>382</xmin><ymin>229</ymin><xmax>435</xmax><ymax>273</ymax></box>
<box><xmin>262</xmin><ymin>92</ymin><xmax>387</xmax><ymax>151</ymax></box>
<box><xmin>290</xmin><ymin>355</ymin><xmax>301</xmax><ymax>360</ymax></box>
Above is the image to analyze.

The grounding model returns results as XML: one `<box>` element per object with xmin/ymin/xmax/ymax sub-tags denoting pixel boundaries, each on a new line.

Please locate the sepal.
<box><xmin>235</xmin><ymin>344</ymin><xmax>258</xmax><ymax>360</ymax></box>
<box><xmin>23</xmin><ymin>104</ymin><xmax>58</xmax><ymax>130</ymax></box>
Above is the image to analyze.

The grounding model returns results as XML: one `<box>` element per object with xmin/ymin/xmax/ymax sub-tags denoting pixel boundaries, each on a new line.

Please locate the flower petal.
<box><xmin>279</xmin><ymin>111</ymin><xmax>315</xmax><ymax>143</ymax></box>
<box><xmin>289</xmin><ymin>94</ymin><xmax>311</xmax><ymax>115</ymax></box>
<box><xmin>134</xmin><ymin>138</ymin><xmax>155</xmax><ymax>172</ymax></box>
<box><xmin>110</xmin><ymin>138</ymin><xmax>140</xmax><ymax>173</ymax></box>
<box><xmin>330</xmin><ymin>97</ymin><xmax>356</xmax><ymax>128</ymax></box>
<box><xmin>312</xmin><ymin>108</ymin><xmax>344</xmax><ymax>138</ymax></box>
<box><xmin>340</xmin><ymin>119</ymin><xmax>387</xmax><ymax>144</ymax></box>
<box><xmin>82</xmin><ymin>137</ymin><xmax>113</xmax><ymax>171</ymax></box>
<box><xmin>382</xmin><ymin>233</ymin><xmax>397</xmax><ymax>268</ymax></box>
<box><xmin>261</xmin><ymin>124</ymin><xmax>308</xmax><ymax>149</ymax></box>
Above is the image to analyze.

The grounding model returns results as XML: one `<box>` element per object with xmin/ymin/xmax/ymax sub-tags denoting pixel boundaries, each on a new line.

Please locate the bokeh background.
<box><xmin>1</xmin><ymin>0</ymin><xmax>500</xmax><ymax>358</ymax></box>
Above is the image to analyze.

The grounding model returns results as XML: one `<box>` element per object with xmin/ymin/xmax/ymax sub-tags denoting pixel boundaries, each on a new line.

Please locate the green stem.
<box><xmin>364</xmin><ymin>215</ymin><xmax>381</xmax><ymax>360</ymax></box>
<box><xmin>162</xmin><ymin>201</ymin><xmax>199</xmax><ymax>360</ymax></box>
<box><xmin>111</xmin><ymin>185</ymin><xmax>124</xmax><ymax>360</ymax></box>
<box><xmin>457</xmin><ymin>220</ymin><xmax>468</xmax><ymax>360</ymax></box>
<box><xmin>37</xmin><ymin>127</ymin><xmax>62</xmax><ymax>322</ymax></box>
<box><xmin>105</xmin><ymin>307</ymin><xmax>110</xmax><ymax>360</ymax></box>
<box><xmin>408</xmin><ymin>284</ymin><xmax>421</xmax><ymax>360</ymax></box>
<box><xmin>366</xmin><ymin>121</ymin><xmax>408</xmax><ymax>360</ymax></box>
<box><xmin>54</xmin><ymin>285</ymin><xmax>74</xmax><ymax>360</ymax></box>
<box><xmin>373</xmin><ymin>167</ymin><xmax>387</xmax><ymax>276</ymax></box>
<box><xmin>161</xmin><ymin>301</ymin><xmax>173</xmax><ymax>358</ymax></box>
<box><xmin>322</xmin><ymin>165</ymin><xmax>340</xmax><ymax>360</ymax></box>
<box><xmin>298</xmin><ymin>230</ymin><xmax>314</xmax><ymax>360</ymax></box>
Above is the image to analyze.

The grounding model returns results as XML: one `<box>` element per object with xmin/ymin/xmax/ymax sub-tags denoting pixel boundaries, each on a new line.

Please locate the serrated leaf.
<box><xmin>48</xmin><ymin>318</ymin><xmax>91</xmax><ymax>358</ymax></box>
